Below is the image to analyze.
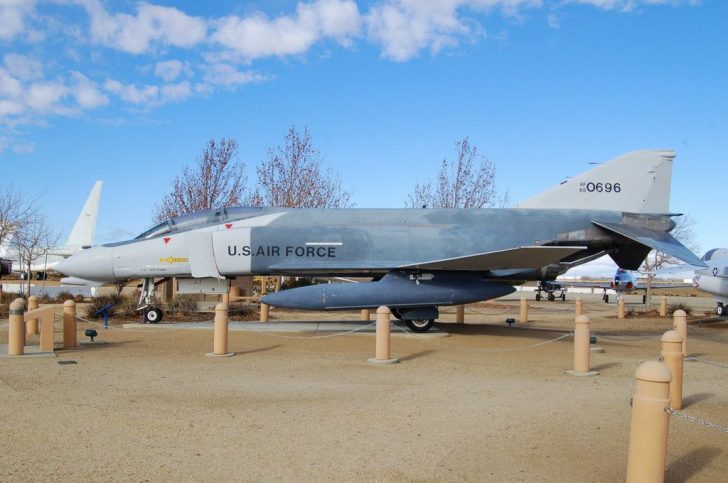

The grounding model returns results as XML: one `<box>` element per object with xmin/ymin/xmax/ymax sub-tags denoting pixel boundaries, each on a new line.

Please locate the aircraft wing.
<box><xmin>592</xmin><ymin>221</ymin><xmax>706</xmax><ymax>268</ymax></box>
<box><xmin>398</xmin><ymin>246</ymin><xmax>587</xmax><ymax>271</ymax></box>
<box><xmin>558</xmin><ymin>281</ymin><xmax>612</xmax><ymax>289</ymax></box>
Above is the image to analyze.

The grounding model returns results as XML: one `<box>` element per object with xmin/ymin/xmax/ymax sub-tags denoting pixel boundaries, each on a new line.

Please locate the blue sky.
<box><xmin>1</xmin><ymin>0</ymin><xmax>726</xmax><ymax>275</ymax></box>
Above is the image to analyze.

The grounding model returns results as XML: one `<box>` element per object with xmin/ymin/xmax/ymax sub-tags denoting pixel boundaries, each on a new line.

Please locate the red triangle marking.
<box><xmin>225</xmin><ymin>223</ymin><xmax>233</xmax><ymax>229</ymax></box>
<box><xmin>163</xmin><ymin>237</ymin><xmax>171</xmax><ymax>245</ymax></box>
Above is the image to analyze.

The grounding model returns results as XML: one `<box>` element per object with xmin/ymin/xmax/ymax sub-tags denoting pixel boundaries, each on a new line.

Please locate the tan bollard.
<box><xmin>659</xmin><ymin>296</ymin><xmax>667</xmax><ymax>317</ymax></box>
<box><xmin>230</xmin><ymin>285</ymin><xmax>241</xmax><ymax>300</ymax></box>
<box><xmin>63</xmin><ymin>300</ymin><xmax>77</xmax><ymax>349</ymax></box>
<box><xmin>672</xmin><ymin>309</ymin><xmax>688</xmax><ymax>357</ymax></box>
<box><xmin>8</xmin><ymin>298</ymin><xmax>26</xmax><ymax>356</ymax></box>
<box><xmin>575</xmin><ymin>298</ymin><xmax>583</xmax><ymax>317</ymax></box>
<box><xmin>361</xmin><ymin>308</ymin><xmax>370</xmax><ymax>321</ymax></box>
<box><xmin>519</xmin><ymin>297</ymin><xmax>528</xmax><ymax>323</ymax></box>
<box><xmin>221</xmin><ymin>292</ymin><xmax>230</xmax><ymax>304</ymax></box>
<box><xmin>661</xmin><ymin>330</ymin><xmax>684</xmax><ymax>410</ymax></box>
<box><xmin>626</xmin><ymin>360</ymin><xmax>672</xmax><ymax>483</ymax></box>
<box><xmin>617</xmin><ymin>298</ymin><xmax>625</xmax><ymax>319</ymax></box>
<box><xmin>566</xmin><ymin>315</ymin><xmax>599</xmax><ymax>376</ymax></box>
<box><xmin>456</xmin><ymin>305</ymin><xmax>465</xmax><ymax>324</ymax></box>
<box><xmin>27</xmin><ymin>295</ymin><xmax>40</xmax><ymax>335</ymax></box>
<box><xmin>368</xmin><ymin>306</ymin><xmax>398</xmax><ymax>365</ymax></box>
<box><xmin>260</xmin><ymin>302</ymin><xmax>269</xmax><ymax>322</ymax></box>
<box><xmin>208</xmin><ymin>303</ymin><xmax>234</xmax><ymax>357</ymax></box>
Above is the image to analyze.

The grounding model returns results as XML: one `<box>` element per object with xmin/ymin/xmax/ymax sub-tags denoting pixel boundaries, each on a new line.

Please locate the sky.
<box><xmin>1</xmin><ymin>0</ymin><xmax>726</xmax><ymax>276</ymax></box>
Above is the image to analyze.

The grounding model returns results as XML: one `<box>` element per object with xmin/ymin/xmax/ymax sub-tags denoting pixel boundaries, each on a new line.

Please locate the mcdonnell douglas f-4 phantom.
<box><xmin>56</xmin><ymin>150</ymin><xmax>705</xmax><ymax>330</ymax></box>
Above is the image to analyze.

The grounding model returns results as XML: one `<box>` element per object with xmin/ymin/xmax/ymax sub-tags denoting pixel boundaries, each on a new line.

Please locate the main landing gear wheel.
<box><xmin>406</xmin><ymin>319</ymin><xmax>434</xmax><ymax>333</ymax></box>
<box><xmin>535</xmin><ymin>293</ymin><xmax>542</xmax><ymax>302</ymax></box>
<box><xmin>547</xmin><ymin>293</ymin><xmax>555</xmax><ymax>302</ymax></box>
<box><xmin>144</xmin><ymin>307</ymin><xmax>163</xmax><ymax>324</ymax></box>
<box><xmin>561</xmin><ymin>293</ymin><xmax>566</xmax><ymax>301</ymax></box>
<box><xmin>717</xmin><ymin>304</ymin><xmax>726</xmax><ymax>317</ymax></box>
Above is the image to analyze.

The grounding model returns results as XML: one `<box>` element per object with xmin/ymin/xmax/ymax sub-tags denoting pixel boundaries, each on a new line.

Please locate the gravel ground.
<box><xmin>1</xmin><ymin>294</ymin><xmax>726</xmax><ymax>482</ymax></box>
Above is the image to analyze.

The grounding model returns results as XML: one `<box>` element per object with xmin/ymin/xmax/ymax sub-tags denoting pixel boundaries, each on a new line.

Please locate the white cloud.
<box><xmin>160</xmin><ymin>81</ymin><xmax>192</xmax><ymax>102</ymax></box>
<box><xmin>0</xmin><ymin>0</ymin><xmax>35</xmax><ymax>41</ymax></box>
<box><xmin>212</xmin><ymin>0</ymin><xmax>361</xmax><ymax>60</ymax></box>
<box><xmin>104</xmin><ymin>78</ymin><xmax>194</xmax><ymax>106</ymax></box>
<box><xmin>366</xmin><ymin>0</ymin><xmax>541</xmax><ymax>61</ymax></box>
<box><xmin>154</xmin><ymin>59</ymin><xmax>186</xmax><ymax>82</ymax></box>
<box><xmin>202</xmin><ymin>63</ymin><xmax>269</xmax><ymax>87</ymax></box>
<box><xmin>70</xmin><ymin>71</ymin><xmax>108</xmax><ymax>109</ymax></box>
<box><xmin>3</xmin><ymin>54</ymin><xmax>43</xmax><ymax>80</ymax></box>
<box><xmin>25</xmin><ymin>81</ymin><xmax>69</xmax><ymax>113</ymax></box>
<box><xmin>0</xmin><ymin>68</ymin><xmax>23</xmax><ymax>98</ymax></box>
<box><xmin>84</xmin><ymin>0</ymin><xmax>207</xmax><ymax>54</ymax></box>
<box><xmin>565</xmin><ymin>0</ymin><xmax>695</xmax><ymax>11</ymax></box>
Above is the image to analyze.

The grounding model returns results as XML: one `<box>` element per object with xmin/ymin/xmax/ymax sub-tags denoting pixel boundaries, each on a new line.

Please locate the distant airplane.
<box><xmin>689</xmin><ymin>249</ymin><xmax>728</xmax><ymax>316</ymax></box>
<box><xmin>0</xmin><ymin>181</ymin><xmax>103</xmax><ymax>279</ymax></box>
<box><xmin>537</xmin><ymin>268</ymin><xmax>691</xmax><ymax>303</ymax></box>
<box><xmin>56</xmin><ymin>150</ymin><xmax>705</xmax><ymax>330</ymax></box>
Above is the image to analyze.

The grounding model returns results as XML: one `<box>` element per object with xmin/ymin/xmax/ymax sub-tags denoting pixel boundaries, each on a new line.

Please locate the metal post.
<box><xmin>618</xmin><ymin>298</ymin><xmax>625</xmax><ymax>319</ymax></box>
<box><xmin>672</xmin><ymin>309</ymin><xmax>688</xmax><ymax>357</ymax></box>
<box><xmin>8</xmin><ymin>298</ymin><xmax>26</xmax><ymax>356</ymax></box>
<box><xmin>361</xmin><ymin>309</ymin><xmax>370</xmax><ymax>321</ymax></box>
<box><xmin>567</xmin><ymin>315</ymin><xmax>598</xmax><ymax>376</ymax></box>
<box><xmin>660</xmin><ymin>330</ymin><xmax>684</xmax><ymax>410</ymax></box>
<box><xmin>27</xmin><ymin>295</ymin><xmax>39</xmax><ymax>335</ymax></box>
<box><xmin>456</xmin><ymin>305</ymin><xmax>465</xmax><ymax>324</ymax></box>
<box><xmin>626</xmin><ymin>361</ymin><xmax>671</xmax><ymax>483</ymax></box>
<box><xmin>368</xmin><ymin>306</ymin><xmax>398</xmax><ymax>365</ymax></box>
<box><xmin>659</xmin><ymin>296</ymin><xmax>667</xmax><ymax>317</ymax></box>
<box><xmin>63</xmin><ymin>300</ymin><xmax>77</xmax><ymax>349</ymax></box>
<box><xmin>209</xmin><ymin>303</ymin><xmax>234</xmax><ymax>357</ymax></box>
<box><xmin>260</xmin><ymin>303</ymin><xmax>269</xmax><ymax>322</ymax></box>
<box><xmin>575</xmin><ymin>298</ymin><xmax>583</xmax><ymax>317</ymax></box>
<box><xmin>519</xmin><ymin>297</ymin><xmax>528</xmax><ymax>323</ymax></box>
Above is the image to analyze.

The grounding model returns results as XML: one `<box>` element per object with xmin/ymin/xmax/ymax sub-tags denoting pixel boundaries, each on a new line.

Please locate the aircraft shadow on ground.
<box><xmin>591</xmin><ymin>362</ymin><xmax>620</xmax><ymax>372</ymax></box>
<box><xmin>397</xmin><ymin>350</ymin><xmax>437</xmax><ymax>362</ymax></box>
<box><xmin>667</xmin><ymin>447</ymin><xmax>722</xmax><ymax>481</ymax></box>
<box><xmin>233</xmin><ymin>344</ymin><xmax>281</xmax><ymax>355</ymax></box>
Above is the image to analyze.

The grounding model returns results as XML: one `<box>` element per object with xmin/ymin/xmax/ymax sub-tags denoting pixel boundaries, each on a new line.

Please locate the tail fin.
<box><xmin>516</xmin><ymin>150</ymin><xmax>674</xmax><ymax>213</ymax></box>
<box><xmin>65</xmin><ymin>181</ymin><xmax>103</xmax><ymax>249</ymax></box>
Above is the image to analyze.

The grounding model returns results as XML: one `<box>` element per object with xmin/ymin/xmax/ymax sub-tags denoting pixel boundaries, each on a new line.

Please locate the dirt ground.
<box><xmin>1</xmin><ymin>294</ymin><xmax>726</xmax><ymax>482</ymax></box>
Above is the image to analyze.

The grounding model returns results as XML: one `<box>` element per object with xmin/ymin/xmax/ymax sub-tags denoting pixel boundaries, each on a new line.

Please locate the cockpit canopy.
<box><xmin>702</xmin><ymin>248</ymin><xmax>728</xmax><ymax>262</ymax></box>
<box><xmin>135</xmin><ymin>207</ymin><xmax>265</xmax><ymax>240</ymax></box>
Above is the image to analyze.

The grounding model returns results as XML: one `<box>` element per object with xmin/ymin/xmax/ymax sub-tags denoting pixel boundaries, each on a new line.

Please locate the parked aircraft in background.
<box><xmin>689</xmin><ymin>249</ymin><xmax>728</xmax><ymax>316</ymax></box>
<box><xmin>56</xmin><ymin>150</ymin><xmax>704</xmax><ymax>330</ymax></box>
<box><xmin>0</xmin><ymin>181</ymin><xmax>102</xmax><ymax>279</ymax></box>
<box><xmin>537</xmin><ymin>268</ymin><xmax>691</xmax><ymax>303</ymax></box>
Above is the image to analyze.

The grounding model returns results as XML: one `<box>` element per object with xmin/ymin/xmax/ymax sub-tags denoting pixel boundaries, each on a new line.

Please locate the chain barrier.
<box><xmin>463</xmin><ymin>307</ymin><xmax>513</xmax><ymax>316</ymax></box>
<box><xmin>391</xmin><ymin>320</ymin><xmax>573</xmax><ymax>353</ymax></box>
<box><xmin>232</xmin><ymin>321</ymin><xmax>378</xmax><ymax>340</ymax></box>
<box><xmin>583</xmin><ymin>304</ymin><xmax>615</xmax><ymax>312</ymax></box>
<box><xmin>665</xmin><ymin>407</ymin><xmax>728</xmax><ymax>433</ymax></box>
<box><xmin>527</xmin><ymin>304</ymin><xmax>574</xmax><ymax>313</ymax></box>
<box><xmin>592</xmin><ymin>332</ymin><xmax>662</xmax><ymax>342</ymax></box>
<box><xmin>685</xmin><ymin>356</ymin><xmax>728</xmax><ymax>369</ymax></box>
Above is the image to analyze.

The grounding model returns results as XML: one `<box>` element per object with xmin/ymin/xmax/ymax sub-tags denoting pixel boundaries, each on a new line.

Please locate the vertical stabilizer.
<box><xmin>516</xmin><ymin>150</ymin><xmax>675</xmax><ymax>213</ymax></box>
<box><xmin>65</xmin><ymin>181</ymin><xmax>102</xmax><ymax>249</ymax></box>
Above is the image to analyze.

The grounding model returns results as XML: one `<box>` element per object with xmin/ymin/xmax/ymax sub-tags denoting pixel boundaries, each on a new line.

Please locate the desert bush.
<box><xmin>74</xmin><ymin>294</ymin><xmax>85</xmax><ymax>303</ymax></box>
<box><xmin>668</xmin><ymin>303</ymin><xmax>692</xmax><ymax>316</ymax></box>
<box><xmin>166</xmin><ymin>294</ymin><xmax>198</xmax><ymax>315</ymax></box>
<box><xmin>84</xmin><ymin>294</ymin><xmax>124</xmax><ymax>319</ymax></box>
<box><xmin>55</xmin><ymin>291</ymin><xmax>76</xmax><ymax>302</ymax></box>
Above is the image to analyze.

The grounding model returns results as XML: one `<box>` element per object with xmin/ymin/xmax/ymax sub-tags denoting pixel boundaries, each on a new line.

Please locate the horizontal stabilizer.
<box><xmin>398</xmin><ymin>246</ymin><xmax>586</xmax><ymax>271</ymax></box>
<box><xmin>593</xmin><ymin>221</ymin><xmax>706</xmax><ymax>268</ymax></box>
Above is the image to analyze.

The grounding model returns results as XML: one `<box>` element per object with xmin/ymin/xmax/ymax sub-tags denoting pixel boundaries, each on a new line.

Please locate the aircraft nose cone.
<box><xmin>55</xmin><ymin>246</ymin><xmax>115</xmax><ymax>282</ymax></box>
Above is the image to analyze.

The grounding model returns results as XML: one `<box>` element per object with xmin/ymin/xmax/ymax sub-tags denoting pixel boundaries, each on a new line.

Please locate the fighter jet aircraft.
<box><xmin>536</xmin><ymin>268</ymin><xmax>691</xmax><ymax>303</ymax></box>
<box><xmin>56</xmin><ymin>150</ymin><xmax>705</xmax><ymax>330</ymax></box>
<box><xmin>687</xmin><ymin>249</ymin><xmax>728</xmax><ymax>316</ymax></box>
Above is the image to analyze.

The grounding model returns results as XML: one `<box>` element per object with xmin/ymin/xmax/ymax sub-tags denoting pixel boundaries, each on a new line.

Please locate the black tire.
<box><xmin>604</xmin><ymin>295</ymin><xmax>610</xmax><ymax>304</ymax></box>
<box><xmin>406</xmin><ymin>319</ymin><xmax>434</xmax><ymax>333</ymax></box>
<box><xmin>390</xmin><ymin>308</ymin><xmax>403</xmax><ymax>320</ymax></box>
<box><xmin>547</xmin><ymin>293</ymin><xmax>555</xmax><ymax>302</ymax></box>
<box><xmin>35</xmin><ymin>272</ymin><xmax>47</xmax><ymax>280</ymax></box>
<box><xmin>561</xmin><ymin>293</ymin><xmax>566</xmax><ymax>301</ymax></box>
<box><xmin>144</xmin><ymin>307</ymin><xmax>163</xmax><ymax>324</ymax></box>
<box><xmin>717</xmin><ymin>304</ymin><xmax>726</xmax><ymax>317</ymax></box>
<box><xmin>535</xmin><ymin>293</ymin><xmax>541</xmax><ymax>302</ymax></box>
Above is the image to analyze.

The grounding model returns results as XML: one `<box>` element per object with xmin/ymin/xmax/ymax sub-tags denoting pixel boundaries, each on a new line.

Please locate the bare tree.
<box><xmin>153</xmin><ymin>138</ymin><xmax>249</xmax><ymax>223</ymax></box>
<box><xmin>640</xmin><ymin>215</ymin><xmax>699</xmax><ymax>310</ymax></box>
<box><xmin>251</xmin><ymin>126</ymin><xmax>351</xmax><ymax>208</ymax></box>
<box><xmin>13</xmin><ymin>216</ymin><xmax>59</xmax><ymax>295</ymax></box>
<box><xmin>0</xmin><ymin>186</ymin><xmax>36</xmax><ymax>249</ymax></box>
<box><xmin>406</xmin><ymin>137</ymin><xmax>502</xmax><ymax>209</ymax></box>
